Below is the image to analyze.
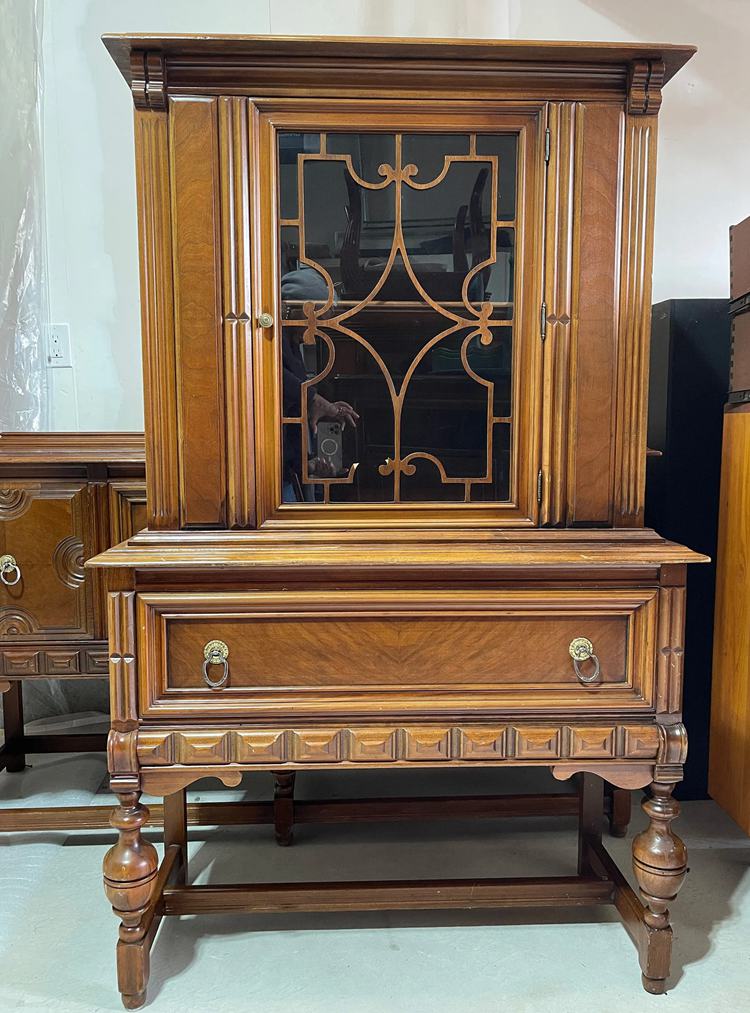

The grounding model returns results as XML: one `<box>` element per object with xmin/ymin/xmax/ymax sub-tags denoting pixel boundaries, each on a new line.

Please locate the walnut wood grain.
<box><xmin>170</xmin><ymin>98</ymin><xmax>226</xmax><ymax>528</ymax></box>
<box><xmin>567</xmin><ymin>103</ymin><xmax>621</xmax><ymax>524</ymax></box>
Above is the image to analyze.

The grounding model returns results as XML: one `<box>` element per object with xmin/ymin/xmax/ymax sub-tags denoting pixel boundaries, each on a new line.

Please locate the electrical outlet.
<box><xmin>46</xmin><ymin>323</ymin><xmax>73</xmax><ymax>368</ymax></box>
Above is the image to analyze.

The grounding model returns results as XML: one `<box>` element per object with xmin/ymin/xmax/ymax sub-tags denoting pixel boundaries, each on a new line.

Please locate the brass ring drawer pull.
<box><xmin>0</xmin><ymin>554</ymin><xmax>21</xmax><ymax>587</ymax></box>
<box><xmin>202</xmin><ymin>639</ymin><xmax>229</xmax><ymax>690</ymax></box>
<box><xmin>569</xmin><ymin>637</ymin><xmax>601</xmax><ymax>684</ymax></box>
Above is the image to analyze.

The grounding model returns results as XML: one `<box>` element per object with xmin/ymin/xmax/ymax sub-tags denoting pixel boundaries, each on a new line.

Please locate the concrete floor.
<box><xmin>1</xmin><ymin>723</ymin><xmax>750</xmax><ymax>1012</ymax></box>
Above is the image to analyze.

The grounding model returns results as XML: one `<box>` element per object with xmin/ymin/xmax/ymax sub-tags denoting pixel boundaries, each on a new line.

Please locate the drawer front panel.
<box><xmin>139</xmin><ymin>590</ymin><xmax>657</xmax><ymax>720</ymax></box>
<box><xmin>0</xmin><ymin>481</ymin><xmax>95</xmax><ymax>639</ymax></box>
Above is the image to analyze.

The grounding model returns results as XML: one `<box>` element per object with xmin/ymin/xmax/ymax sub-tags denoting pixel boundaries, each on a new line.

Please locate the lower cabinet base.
<box><xmin>102</xmin><ymin>774</ymin><xmax>685</xmax><ymax>1009</ymax></box>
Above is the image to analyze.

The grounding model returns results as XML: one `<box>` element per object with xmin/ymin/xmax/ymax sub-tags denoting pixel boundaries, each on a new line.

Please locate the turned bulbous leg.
<box><xmin>103</xmin><ymin>792</ymin><xmax>159</xmax><ymax>1010</ymax></box>
<box><xmin>632</xmin><ymin>781</ymin><xmax>687</xmax><ymax>993</ymax></box>
<box><xmin>273</xmin><ymin>771</ymin><xmax>296</xmax><ymax>846</ymax></box>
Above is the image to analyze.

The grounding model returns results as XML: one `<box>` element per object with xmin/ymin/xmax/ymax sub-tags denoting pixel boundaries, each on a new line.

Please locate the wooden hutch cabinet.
<box><xmin>93</xmin><ymin>35</ymin><xmax>702</xmax><ymax>1008</ymax></box>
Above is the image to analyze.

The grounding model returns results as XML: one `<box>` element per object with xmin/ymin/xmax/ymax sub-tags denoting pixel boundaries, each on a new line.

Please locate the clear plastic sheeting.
<box><xmin>0</xmin><ymin>0</ymin><xmax>47</xmax><ymax>431</ymax></box>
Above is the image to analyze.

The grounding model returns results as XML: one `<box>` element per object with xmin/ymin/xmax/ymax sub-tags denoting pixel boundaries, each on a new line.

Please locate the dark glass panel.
<box><xmin>326</xmin><ymin>133</ymin><xmax>396</xmax><ymax>185</ymax></box>
<box><xmin>278</xmin><ymin>133</ymin><xmax>320</xmax><ymax>220</ymax></box>
<box><xmin>276</xmin><ymin>130</ymin><xmax>519</xmax><ymax>507</ymax></box>
<box><xmin>401</xmin><ymin>158</ymin><xmax>494</xmax><ymax>306</ymax></box>
<box><xmin>402</xmin><ymin>134</ymin><xmax>470</xmax><ymax>181</ymax></box>
<box><xmin>470</xmin><ymin>423</ymin><xmax>511</xmax><ymax>502</ymax></box>
<box><xmin>468</xmin><ymin>227</ymin><xmax>515</xmax><ymax>318</ymax></box>
<box><xmin>475</xmin><ymin>134</ymin><xmax>518</xmax><ymax>220</ymax></box>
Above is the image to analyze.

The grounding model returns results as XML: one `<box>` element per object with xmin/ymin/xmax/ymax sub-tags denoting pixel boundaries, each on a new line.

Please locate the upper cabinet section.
<box><xmin>104</xmin><ymin>35</ymin><xmax>694</xmax><ymax>532</ymax></box>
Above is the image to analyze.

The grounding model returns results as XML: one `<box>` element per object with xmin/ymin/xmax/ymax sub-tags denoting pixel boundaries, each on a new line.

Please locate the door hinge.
<box><xmin>540</xmin><ymin>301</ymin><xmax>547</xmax><ymax>341</ymax></box>
<box><xmin>544</xmin><ymin>127</ymin><xmax>551</xmax><ymax>164</ymax></box>
<box><xmin>537</xmin><ymin>469</ymin><xmax>544</xmax><ymax>504</ymax></box>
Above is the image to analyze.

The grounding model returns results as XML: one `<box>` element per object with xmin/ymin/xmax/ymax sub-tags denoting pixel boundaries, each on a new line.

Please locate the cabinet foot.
<box><xmin>642</xmin><ymin>972</ymin><xmax>667</xmax><ymax>995</ymax></box>
<box><xmin>122</xmin><ymin>990</ymin><xmax>146</xmax><ymax>1010</ymax></box>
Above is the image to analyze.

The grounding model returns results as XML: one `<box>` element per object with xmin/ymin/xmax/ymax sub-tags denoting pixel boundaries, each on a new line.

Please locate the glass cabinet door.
<box><xmin>260</xmin><ymin>109</ymin><xmax>542</xmax><ymax>523</ymax></box>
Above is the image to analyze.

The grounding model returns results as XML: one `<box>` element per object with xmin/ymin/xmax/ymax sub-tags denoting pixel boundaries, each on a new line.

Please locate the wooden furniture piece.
<box><xmin>647</xmin><ymin>300</ymin><xmax>730</xmax><ymax>798</ymax></box>
<box><xmin>0</xmin><ymin>433</ymin><xmax>146</xmax><ymax>827</ymax></box>
<box><xmin>94</xmin><ymin>35</ymin><xmax>703</xmax><ymax>1008</ymax></box>
<box><xmin>710</xmin><ymin>215</ymin><xmax>750</xmax><ymax>831</ymax></box>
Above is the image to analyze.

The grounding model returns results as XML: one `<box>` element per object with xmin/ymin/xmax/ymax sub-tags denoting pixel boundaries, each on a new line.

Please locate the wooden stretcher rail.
<box><xmin>162</xmin><ymin>876</ymin><xmax>616</xmax><ymax>916</ymax></box>
<box><xmin>0</xmin><ymin>792</ymin><xmax>583</xmax><ymax>833</ymax></box>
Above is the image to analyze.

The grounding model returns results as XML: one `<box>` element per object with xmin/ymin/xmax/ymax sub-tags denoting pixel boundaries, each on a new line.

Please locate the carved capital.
<box><xmin>655</xmin><ymin>722</ymin><xmax>688</xmax><ymax>782</ymax></box>
<box><xmin>108</xmin><ymin>728</ymin><xmax>139</xmax><ymax>780</ymax></box>
<box><xmin>130</xmin><ymin>51</ymin><xmax>167</xmax><ymax>111</ymax></box>
<box><xmin>627</xmin><ymin>59</ymin><xmax>665</xmax><ymax>115</ymax></box>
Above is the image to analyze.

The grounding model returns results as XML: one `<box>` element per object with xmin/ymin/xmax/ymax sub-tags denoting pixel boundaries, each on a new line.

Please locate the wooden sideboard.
<box><xmin>93</xmin><ymin>35</ymin><xmax>704</xmax><ymax>1008</ymax></box>
<box><xmin>0</xmin><ymin>433</ymin><xmax>146</xmax><ymax>789</ymax></box>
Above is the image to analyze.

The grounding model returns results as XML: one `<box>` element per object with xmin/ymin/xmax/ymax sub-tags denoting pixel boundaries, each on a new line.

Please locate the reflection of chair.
<box><xmin>341</xmin><ymin>166</ymin><xmax>491</xmax><ymax>302</ymax></box>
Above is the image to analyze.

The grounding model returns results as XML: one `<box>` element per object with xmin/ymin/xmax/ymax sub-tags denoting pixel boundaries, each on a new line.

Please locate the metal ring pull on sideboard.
<box><xmin>202</xmin><ymin>639</ymin><xmax>230</xmax><ymax>690</ymax></box>
<box><xmin>0</xmin><ymin>554</ymin><xmax>21</xmax><ymax>587</ymax></box>
<box><xmin>568</xmin><ymin>637</ymin><xmax>601</xmax><ymax>684</ymax></box>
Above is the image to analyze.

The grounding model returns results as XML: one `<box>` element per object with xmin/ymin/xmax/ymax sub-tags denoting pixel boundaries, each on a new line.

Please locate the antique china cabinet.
<box><xmin>93</xmin><ymin>35</ymin><xmax>702</xmax><ymax>1008</ymax></box>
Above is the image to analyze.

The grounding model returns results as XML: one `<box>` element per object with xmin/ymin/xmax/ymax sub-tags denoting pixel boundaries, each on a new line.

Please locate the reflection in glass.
<box><xmin>277</xmin><ymin>130</ymin><xmax>518</xmax><ymax>505</ymax></box>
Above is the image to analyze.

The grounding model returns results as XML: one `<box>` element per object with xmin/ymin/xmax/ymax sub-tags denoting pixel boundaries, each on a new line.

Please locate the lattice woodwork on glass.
<box><xmin>278</xmin><ymin>131</ymin><xmax>518</xmax><ymax>505</ymax></box>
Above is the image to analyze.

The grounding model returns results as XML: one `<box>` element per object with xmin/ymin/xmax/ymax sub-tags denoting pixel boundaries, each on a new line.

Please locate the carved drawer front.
<box><xmin>138</xmin><ymin>589</ymin><xmax>658</xmax><ymax>720</ymax></box>
<box><xmin>0</xmin><ymin>481</ymin><xmax>95</xmax><ymax>640</ymax></box>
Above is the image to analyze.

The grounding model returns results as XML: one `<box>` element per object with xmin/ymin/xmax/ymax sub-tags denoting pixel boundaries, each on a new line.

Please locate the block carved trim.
<box><xmin>136</xmin><ymin>722</ymin><xmax>661</xmax><ymax>768</ymax></box>
<box><xmin>0</xmin><ymin>644</ymin><xmax>108</xmax><ymax>677</ymax></box>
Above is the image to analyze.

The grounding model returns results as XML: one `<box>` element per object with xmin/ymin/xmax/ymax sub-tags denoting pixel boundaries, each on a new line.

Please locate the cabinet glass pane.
<box><xmin>278</xmin><ymin>131</ymin><xmax>518</xmax><ymax>505</ymax></box>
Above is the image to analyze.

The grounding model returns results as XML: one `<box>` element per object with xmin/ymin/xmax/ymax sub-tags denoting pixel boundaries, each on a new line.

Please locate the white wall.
<box><xmin>41</xmin><ymin>0</ymin><xmax>750</xmax><ymax>430</ymax></box>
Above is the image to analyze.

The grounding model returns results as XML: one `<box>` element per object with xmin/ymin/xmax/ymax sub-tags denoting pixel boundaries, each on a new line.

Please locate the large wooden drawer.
<box><xmin>137</xmin><ymin>589</ymin><xmax>658</xmax><ymax>720</ymax></box>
